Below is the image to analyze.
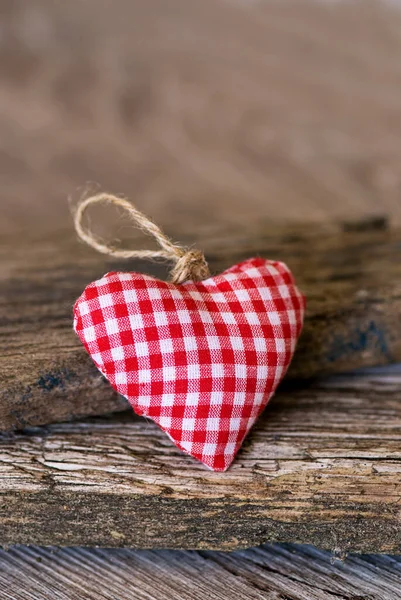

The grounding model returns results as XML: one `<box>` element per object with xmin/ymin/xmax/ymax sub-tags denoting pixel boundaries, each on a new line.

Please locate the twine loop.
<box><xmin>74</xmin><ymin>193</ymin><xmax>210</xmax><ymax>284</ymax></box>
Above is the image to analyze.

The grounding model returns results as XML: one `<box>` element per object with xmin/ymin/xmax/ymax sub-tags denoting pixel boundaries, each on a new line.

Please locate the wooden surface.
<box><xmin>3</xmin><ymin>0</ymin><xmax>401</xmax><ymax>591</ymax></box>
<box><xmin>1</xmin><ymin>366</ymin><xmax>400</xmax><ymax>553</ymax></box>
<box><xmin>3</xmin><ymin>0</ymin><xmax>401</xmax><ymax>237</ymax></box>
<box><xmin>2</xmin><ymin>220</ymin><xmax>401</xmax><ymax>431</ymax></box>
<box><xmin>1</xmin><ymin>543</ymin><xmax>401</xmax><ymax>600</ymax></box>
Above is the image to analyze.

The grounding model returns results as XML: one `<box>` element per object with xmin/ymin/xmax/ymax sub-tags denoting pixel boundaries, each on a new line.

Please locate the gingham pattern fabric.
<box><xmin>74</xmin><ymin>258</ymin><xmax>305</xmax><ymax>471</ymax></box>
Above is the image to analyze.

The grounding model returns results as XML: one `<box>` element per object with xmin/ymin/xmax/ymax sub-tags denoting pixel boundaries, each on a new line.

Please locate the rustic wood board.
<box><xmin>1</xmin><ymin>221</ymin><xmax>401</xmax><ymax>431</ymax></box>
<box><xmin>1</xmin><ymin>543</ymin><xmax>401</xmax><ymax>600</ymax></box>
<box><xmin>1</xmin><ymin>368</ymin><xmax>400</xmax><ymax>552</ymax></box>
<box><xmin>4</xmin><ymin>0</ymin><xmax>401</xmax><ymax>237</ymax></box>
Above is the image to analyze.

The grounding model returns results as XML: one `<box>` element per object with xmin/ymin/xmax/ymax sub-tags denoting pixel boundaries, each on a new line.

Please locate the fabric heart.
<box><xmin>74</xmin><ymin>258</ymin><xmax>305</xmax><ymax>471</ymax></box>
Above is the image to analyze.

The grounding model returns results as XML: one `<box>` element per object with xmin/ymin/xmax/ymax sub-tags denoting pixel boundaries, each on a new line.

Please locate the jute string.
<box><xmin>74</xmin><ymin>193</ymin><xmax>210</xmax><ymax>284</ymax></box>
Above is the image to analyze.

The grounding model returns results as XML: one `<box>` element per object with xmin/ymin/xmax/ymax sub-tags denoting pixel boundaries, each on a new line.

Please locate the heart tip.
<box><xmin>201</xmin><ymin>459</ymin><xmax>234</xmax><ymax>472</ymax></box>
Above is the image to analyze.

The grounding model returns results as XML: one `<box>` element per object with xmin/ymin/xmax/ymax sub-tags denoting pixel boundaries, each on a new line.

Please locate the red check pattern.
<box><xmin>74</xmin><ymin>258</ymin><xmax>305</xmax><ymax>471</ymax></box>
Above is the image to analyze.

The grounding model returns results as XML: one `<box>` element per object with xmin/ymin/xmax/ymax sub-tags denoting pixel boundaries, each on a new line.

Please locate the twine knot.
<box><xmin>74</xmin><ymin>193</ymin><xmax>210</xmax><ymax>284</ymax></box>
<box><xmin>171</xmin><ymin>249</ymin><xmax>210</xmax><ymax>285</ymax></box>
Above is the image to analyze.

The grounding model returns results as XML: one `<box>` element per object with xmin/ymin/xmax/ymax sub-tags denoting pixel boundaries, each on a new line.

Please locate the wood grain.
<box><xmin>1</xmin><ymin>543</ymin><xmax>401</xmax><ymax>600</ymax></box>
<box><xmin>1</xmin><ymin>367</ymin><xmax>400</xmax><ymax>552</ymax></box>
<box><xmin>1</xmin><ymin>220</ymin><xmax>401</xmax><ymax>430</ymax></box>
<box><xmin>3</xmin><ymin>0</ymin><xmax>401</xmax><ymax>237</ymax></box>
<box><xmin>2</xmin><ymin>0</ymin><xmax>401</xmax><ymax>589</ymax></box>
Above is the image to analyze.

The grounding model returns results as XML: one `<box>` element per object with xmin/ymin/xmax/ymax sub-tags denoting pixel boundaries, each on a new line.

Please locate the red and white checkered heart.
<box><xmin>74</xmin><ymin>258</ymin><xmax>305</xmax><ymax>471</ymax></box>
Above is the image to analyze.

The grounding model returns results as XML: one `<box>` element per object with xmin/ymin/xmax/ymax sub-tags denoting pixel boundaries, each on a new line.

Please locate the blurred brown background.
<box><xmin>2</xmin><ymin>0</ymin><xmax>401</xmax><ymax>237</ymax></box>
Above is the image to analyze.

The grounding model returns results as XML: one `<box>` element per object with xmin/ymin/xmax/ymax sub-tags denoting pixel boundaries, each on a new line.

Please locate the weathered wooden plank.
<box><xmin>1</xmin><ymin>543</ymin><xmax>401</xmax><ymax>600</ymax></box>
<box><xmin>4</xmin><ymin>0</ymin><xmax>401</xmax><ymax>238</ymax></box>
<box><xmin>1</xmin><ymin>221</ymin><xmax>401</xmax><ymax>430</ymax></box>
<box><xmin>0</xmin><ymin>368</ymin><xmax>400</xmax><ymax>552</ymax></box>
